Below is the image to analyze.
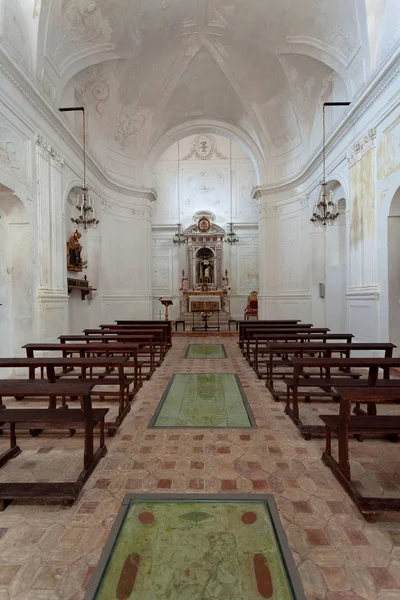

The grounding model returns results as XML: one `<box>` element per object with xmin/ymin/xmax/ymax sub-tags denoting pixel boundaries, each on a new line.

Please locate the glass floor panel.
<box><xmin>185</xmin><ymin>344</ymin><xmax>227</xmax><ymax>359</ymax></box>
<box><xmin>149</xmin><ymin>373</ymin><xmax>255</xmax><ymax>428</ymax></box>
<box><xmin>87</xmin><ymin>494</ymin><xmax>305</xmax><ymax>600</ymax></box>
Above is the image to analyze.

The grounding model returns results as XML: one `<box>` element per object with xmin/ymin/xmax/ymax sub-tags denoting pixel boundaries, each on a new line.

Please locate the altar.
<box><xmin>178</xmin><ymin>211</ymin><xmax>231</xmax><ymax>318</ymax></box>
<box><xmin>189</xmin><ymin>295</ymin><xmax>221</xmax><ymax>312</ymax></box>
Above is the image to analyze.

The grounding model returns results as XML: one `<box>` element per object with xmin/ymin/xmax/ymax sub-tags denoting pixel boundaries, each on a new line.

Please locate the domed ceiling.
<box><xmin>36</xmin><ymin>0</ymin><xmax>371</xmax><ymax>185</ymax></box>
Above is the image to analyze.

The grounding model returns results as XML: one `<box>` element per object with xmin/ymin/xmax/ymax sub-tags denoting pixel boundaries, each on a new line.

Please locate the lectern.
<box><xmin>159</xmin><ymin>298</ymin><xmax>173</xmax><ymax>321</ymax></box>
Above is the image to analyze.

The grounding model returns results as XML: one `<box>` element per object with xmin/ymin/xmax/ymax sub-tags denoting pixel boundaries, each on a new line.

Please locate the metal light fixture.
<box><xmin>311</xmin><ymin>101</ymin><xmax>350</xmax><ymax>227</ymax></box>
<box><xmin>59</xmin><ymin>106</ymin><xmax>99</xmax><ymax>232</ymax></box>
<box><xmin>172</xmin><ymin>140</ymin><xmax>187</xmax><ymax>245</ymax></box>
<box><xmin>225</xmin><ymin>140</ymin><xmax>239</xmax><ymax>244</ymax></box>
<box><xmin>225</xmin><ymin>222</ymin><xmax>239</xmax><ymax>244</ymax></box>
<box><xmin>173</xmin><ymin>222</ymin><xmax>186</xmax><ymax>245</ymax></box>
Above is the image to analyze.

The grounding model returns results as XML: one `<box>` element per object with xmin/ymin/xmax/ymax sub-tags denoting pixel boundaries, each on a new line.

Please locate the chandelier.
<box><xmin>311</xmin><ymin>101</ymin><xmax>350</xmax><ymax>227</ymax></box>
<box><xmin>59</xmin><ymin>106</ymin><xmax>99</xmax><ymax>231</ymax></box>
<box><xmin>225</xmin><ymin>141</ymin><xmax>239</xmax><ymax>244</ymax></box>
<box><xmin>225</xmin><ymin>222</ymin><xmax>239</xmax><ymax>244</ymax></box>
<box><xmin>173</xmin><ymin>223</ymin><xmax>187</xmax><ymax>245</ymax></box>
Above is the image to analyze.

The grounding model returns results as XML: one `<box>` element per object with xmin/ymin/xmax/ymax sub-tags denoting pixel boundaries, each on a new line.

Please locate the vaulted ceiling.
<box><xmin>6</xmin><ymin>0</ymin><xmax>393</xmax><ymax>185</ymax></box>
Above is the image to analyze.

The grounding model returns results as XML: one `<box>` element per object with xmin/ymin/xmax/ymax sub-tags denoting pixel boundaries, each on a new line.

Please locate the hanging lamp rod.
<box><xmin>59</xmin><ymin>107</ymin><xmax>87</xmax><ymax>191</ymax></box>
<box><xmin>307</xmin><ymin>101</ymin><xmax>351</xmax><ymax>197</ymax></box>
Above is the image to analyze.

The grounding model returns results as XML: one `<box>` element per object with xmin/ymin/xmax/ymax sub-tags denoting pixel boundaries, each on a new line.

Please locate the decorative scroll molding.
<box><xmin>0</xmin><ymin>115</ymin><xmax>27</xmax><ymax>180</ymax></box>
<box><xmin>347</xmin><ymin>129</ymin><xmax>376</xmax><ymax>167</ymax></box>
<box><xmin>182</xmin><ymin>134</ymin><xmax>227</xmax><ymax>160</ymax></box>
<box><xmin>36</xmin><ymin>134</ymin><xmax>64</xmax><ymax>168</ymax></box>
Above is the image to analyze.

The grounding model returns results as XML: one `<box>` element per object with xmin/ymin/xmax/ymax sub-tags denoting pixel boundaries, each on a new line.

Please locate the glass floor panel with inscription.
<box><xmin>185</xmin><ymin>344</ymin><xmax>227</xmax><ymax>359</ymax></box>
<box><xmin>149</xmin><ymin>373</ymin><xmax>255</xmax><ymax>428</ymax></box>
<box><xmin>86</xmin><ymin>494</ymin><xmax>305</xmax><ymax>600</ymax></box>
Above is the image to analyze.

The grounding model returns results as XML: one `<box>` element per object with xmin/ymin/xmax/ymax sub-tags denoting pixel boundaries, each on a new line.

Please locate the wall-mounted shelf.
<box><xmin>67</xmin><ymin>284</ymin><xmax>96</xmax><ymax>300</ymax></box>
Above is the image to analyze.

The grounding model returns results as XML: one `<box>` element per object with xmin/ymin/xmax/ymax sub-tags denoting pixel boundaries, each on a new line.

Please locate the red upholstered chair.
<box><xmin>244</xmin><ymin>291</ymin><xmax>258</xmax><ymax>320</ymax></box>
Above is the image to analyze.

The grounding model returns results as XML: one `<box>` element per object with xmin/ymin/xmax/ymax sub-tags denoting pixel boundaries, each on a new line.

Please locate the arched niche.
<box><xmin>388</xmin><ymin>186</ymin><xmax>400</xmax><ymax>353</ymax></box>
<box><xmin>325</xmin><ymin>181</ymin><xmax>347</xmax><ymax>332</ymax></box>
<box><xmin>0</xmin><ymin>186</ymin><xmax>33</xmax><ymax>362</ymax></box>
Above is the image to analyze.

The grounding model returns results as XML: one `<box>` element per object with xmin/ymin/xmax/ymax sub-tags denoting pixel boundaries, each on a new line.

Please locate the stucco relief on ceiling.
<box><xmin>34</xmin><ymin>0</ymin><xmax>373</xmax><ymax>185</ymax></box>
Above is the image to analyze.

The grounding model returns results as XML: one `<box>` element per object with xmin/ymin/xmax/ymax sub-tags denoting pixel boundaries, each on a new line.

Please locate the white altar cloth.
<box><xmin>189</xmin><ymin>295</ymin><xmax>221</xmax><ymax>311</ymax></box>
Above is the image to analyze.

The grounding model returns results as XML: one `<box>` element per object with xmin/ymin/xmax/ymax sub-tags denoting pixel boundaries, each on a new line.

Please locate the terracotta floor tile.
<box><xmin>0</xmin><ymin>565</ymin><xmax>21</xmax><ymax>586</ymax></box>
<box><xmin>251</xmin><ymin>479</ymin><xmax>269</xmax><ymax>490</ymax></box>
<box><xmin>221</xmin><ymin>479</ymin><xmax>237</xmax><ymax>490</ymax></box>
<box><xmin>157</xmin><ymin>479</ymin><xmax>172</xmax><ymax>489</ymax></box>
<box><xmin>346</xmin><ymin>530</ymin><xmax>370</xmax><ymax>546</ymax></box>
<box><xmin>368</xmin><ymin>567</ymin><xmax>400</xmax><ymax>589</ymax></box>
<box><xmin>293</xmin><ymin>501</ymin><xmax>313</xmax><ymax>514</ymax></box>
<box><xmin>161</xmin><ymin>461</ymin><xmax>176</xmax><ymax>470</ymax></box>
<box><xmin>307</xmin><ymin>529</ymin><xmax>330</xmax><ymax>546</ymax></box>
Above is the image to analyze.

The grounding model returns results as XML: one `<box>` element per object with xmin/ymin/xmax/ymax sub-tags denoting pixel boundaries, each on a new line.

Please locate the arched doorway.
<box><xmin>325</xmin><ymin>191</ymin><xmax>347</xmax><ymax>331</ymax></box>
<box><xmin>388</xmin><ymin>186</ymin><xmax>400</xmax><ymax>353</ymax></box>
<box><xmin>0</xmin><ymin>186</ymin><xmax>33</xmax><ymax>361</ymax></box>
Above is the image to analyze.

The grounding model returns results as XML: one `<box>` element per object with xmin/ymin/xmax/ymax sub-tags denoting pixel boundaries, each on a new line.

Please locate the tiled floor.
<box><xmin>0</xmin><ymin>335</ymin><xmax>399</xmax><ymax>599</ymax></box>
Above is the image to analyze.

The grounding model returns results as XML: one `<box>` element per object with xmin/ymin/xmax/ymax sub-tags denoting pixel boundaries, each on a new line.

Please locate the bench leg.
<box><xmin>100</xmin><ymin>419</ymin><xmax>105</xmax><ymax>449</ymax></box>
<box><xmin>325</xmin><ymin>426</ymin><xmax>332</xmax><ymax>456</ymax></box>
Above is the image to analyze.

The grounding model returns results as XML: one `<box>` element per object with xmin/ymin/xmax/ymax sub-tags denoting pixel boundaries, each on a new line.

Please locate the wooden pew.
<box><xmin>81</xmin><ymin>329</ymin><xmax>166</xmax><ymax>364</ymax></box>
<box><xmin>0</xmin><ymin>357</ymin><xmax>136</xmax><ymax>434</ymax></box>
<box><xmin>264</xmin><ymin>342</ymin><xmax>395</xmax><ymax>399</ymax></box>
<box><xmin>111</xmin><ymin>320</ymin><xmax>172</xmax><ymax>347</ymax></box>
<box><xmin>243</xmin><ymin>327</ymin><xmax>331</xmax><ymax>362</ymax></box>
<box><xmin>63</xmin><ymin>333</ymin><xmax>161</xmax><ymax>373</ymax></box>
<box><xmin>23</xmin><ymin>342</ymin><xmax>145</xmax><ymax>376</ymax></box>
<box><xmin>238</xmin><ymin>321</ymin><xmax>306</xmax><ymax>349</ymax></box>
<box><xmin>251</xmin><ymin>333</ymin><xmax>354</xmax><ymax>378</ymax></box>
<box><xmin>0</xmin><ymin>380</ymin><xmax>107</xmax><ymax>510</ymax></box>
<box><xmin>320</xmin><ymin>387</ymin><xmax>400</xmax><ymax>519</ymax></box>
<box><xmin>286</xmin><ymin>357</ymin><xmax>400</xmax><ymax>439</ymax></box>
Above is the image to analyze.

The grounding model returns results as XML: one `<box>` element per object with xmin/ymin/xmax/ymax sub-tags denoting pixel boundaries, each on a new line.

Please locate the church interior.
<box><xmin>0</xmin><ymin>1</ymin><xmax>400</xmax><ymax>598</ymax></box>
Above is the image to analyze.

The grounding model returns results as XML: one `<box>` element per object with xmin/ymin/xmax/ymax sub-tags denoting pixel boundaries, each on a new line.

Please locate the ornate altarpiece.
<box><xmin>179</xmin><ymin>212</ymin><xmax>230</xmax><ymax>315</ymax></box>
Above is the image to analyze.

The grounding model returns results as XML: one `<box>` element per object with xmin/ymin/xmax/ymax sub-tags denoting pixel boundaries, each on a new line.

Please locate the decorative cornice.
<box><xmin>0</xmin><ymin>35</ymin><xmax>399</xmax><ymax>196</ymax></box>
<box><xmin>346</xmin><ymin>128</ymin><xmax>376</xmax><ymax>167</ymax></box>
<box><xmin>0</xmin><ymin>45</ymin><xmax>156</xmax><ymax>199</ymax></box>
<box><xmin>36</xmin><ymin>134</ymin><xmax>64</xmax><ymax>168</ymax></box>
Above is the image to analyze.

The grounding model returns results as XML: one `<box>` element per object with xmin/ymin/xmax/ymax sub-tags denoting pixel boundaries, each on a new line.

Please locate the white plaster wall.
<box><xmin>151</xmin><ymin>134</ymin><xmax>259</xmax><ymax>319</ymax></box>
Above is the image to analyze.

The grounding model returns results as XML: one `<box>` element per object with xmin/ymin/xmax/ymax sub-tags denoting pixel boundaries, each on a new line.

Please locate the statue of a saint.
<box><xmin>201</xmin><ymin>257</ymin><xmax>212</xmax><ymax>283</ymax></box>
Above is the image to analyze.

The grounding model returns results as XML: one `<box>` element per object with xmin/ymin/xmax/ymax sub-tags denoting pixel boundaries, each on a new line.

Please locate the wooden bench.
<box><xmin>83</xmin><ymin>328</ymin><xmax>166</xmax><ymax>366</ymax></box>
<box><xmin>0</xmin><ymin>380</ymin><xmax>107</xmax><ymax>510</ymax></box>
<box><xmin>63</xmin><ymin>333</ymin><xmax>160</xmax><ymax>375</ymax></box>
<box><xmin>264</xmin><ymin>342</ymin><xmax>394</xmax><ymax>399</ymax></box>
<box><xmin>114</xmin><ymin>320</ymin><xmax>172</xmax><ymax>347</ymax></box>
<box><xmin>0</xmin><ymin>357</ymin><xmax>135</xmax><ymax>434</ymax></box>
<box><xmin>250</xmin><ymin>333</ymin><xmax>355</xmax><ymax>378</ymax></box>
<box><xmin>243</xmin><ymin>327</ymin><xmax>331</xmax><ymax>362</ymax></box>
<box><xmin>286</xmin><ymin>357</ymin><xmax>400</xmax><ymax>439</ymax></box>
<box><xmin>238</xmin><ymin>320</ymin><xmax>302</xmax><ymax>349</ymax></box>
<box><xmin>320</xmin><ymin>387</ymin><xmax>400</xmax><ymax>519</ymax></box>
